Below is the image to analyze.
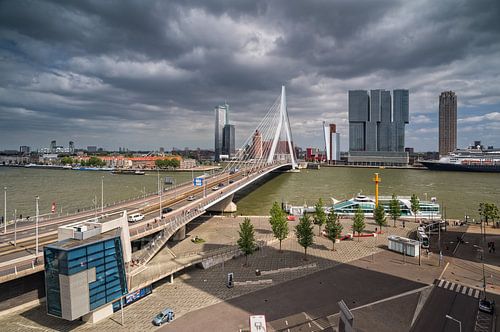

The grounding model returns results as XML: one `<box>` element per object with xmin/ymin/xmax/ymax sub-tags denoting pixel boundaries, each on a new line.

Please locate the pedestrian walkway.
<box><xmin>435</xmin><ymin>279</ymin><xmax>481</xmax><ymax>298</ymax></box>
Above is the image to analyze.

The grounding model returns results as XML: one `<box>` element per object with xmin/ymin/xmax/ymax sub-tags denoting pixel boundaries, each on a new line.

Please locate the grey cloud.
<box><xmin>0</xmin><ymin>0</ymin><xmax>500</xmax><ymax>151</ymax></box>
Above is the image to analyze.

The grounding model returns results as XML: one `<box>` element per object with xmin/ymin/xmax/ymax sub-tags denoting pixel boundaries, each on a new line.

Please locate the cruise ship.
<box><xmin>285</xmin><ymin>194</ymin><xmax>440</xmax><ymax>219</ymax></box>
<box><xmin>332</xmin><ymin>194</ymin><xmax>440</xmax><ymax>219</ymax></box>
<box><xmin>420</xmin><ymin>147</ymin><xmax>500</xmax><ymax>173</ymax></box>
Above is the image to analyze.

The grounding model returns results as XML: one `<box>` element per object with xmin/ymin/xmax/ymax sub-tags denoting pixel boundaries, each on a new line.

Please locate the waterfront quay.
<box><xmin>1</xmin><ymin>214</ymin><xmax>498</xmax><ymax>331</ymax></box>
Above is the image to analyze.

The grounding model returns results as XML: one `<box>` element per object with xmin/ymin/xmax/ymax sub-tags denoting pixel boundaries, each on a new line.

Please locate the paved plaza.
<box><xmin>0</xmin><ymin>215</ymin><xmax>426</xmax><ymax>331</ymax></box>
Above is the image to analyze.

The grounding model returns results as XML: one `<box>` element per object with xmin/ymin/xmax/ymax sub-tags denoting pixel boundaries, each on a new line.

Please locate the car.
<box><xmin>212</xmin><ymin>186</ymin><xmax>219</xmax><ymax>191</ymax></box>
<box><xmin>229</xmin><ymin>179</ymin><xmax>234</xmax><ymax>184</ymax></box>
<box><xmin>152</xmin><ymin>308</ymin><xmax>175</xmax><ymax>326</ymax></box>
<box><xmin>187</xmin><ymin>195</ymin><xmax>195</xmax><ymax>201</ymax></box>
<box><xmin>479</xmin><ymin>299</ymin><xmax>495</xmax><ymax>314</ymax></box>
<box><xmin>127</xmin><ymin>213</ymin><xmax>144</xmax><ymax>222</ymax></box>
<box><xmin>162</xmin><ymin>207</ymin><xmax>173</xmax><ymax>214</ymax></box>
<box><xmin>218</xmin><ymin>183</ymin><xmax>225</xmax><ymax>187</ymax></box>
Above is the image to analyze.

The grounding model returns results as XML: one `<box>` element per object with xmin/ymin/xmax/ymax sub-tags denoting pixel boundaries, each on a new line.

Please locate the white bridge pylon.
<box><xmin>222</xmin><ymin>85</ymin><xmax>298</xmax><ymax>174</ymax></box>
<box><xmin>266</xmin><ymin>86</ymin><xmax>297</xmax><ymax>168</ymax></box>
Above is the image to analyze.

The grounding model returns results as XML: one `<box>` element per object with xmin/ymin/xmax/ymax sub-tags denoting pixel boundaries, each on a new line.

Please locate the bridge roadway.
<box><xmin>0</xmin><ymin>162</ymin><xmax>291</xmax><ymax>282</ymax></box>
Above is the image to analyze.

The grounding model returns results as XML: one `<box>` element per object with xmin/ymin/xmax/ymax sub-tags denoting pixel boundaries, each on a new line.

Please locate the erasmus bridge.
<box><xmin>0</xmin><ymin>86</ymin><xmax>298</xmax><ymax>292</ymax></box>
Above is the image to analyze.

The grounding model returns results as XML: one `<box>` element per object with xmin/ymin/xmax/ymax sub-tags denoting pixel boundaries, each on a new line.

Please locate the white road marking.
<box><xmin>461</xmin><ymin>286</ymin><xmax>467</xmax><ymax>294</ymax></box>
<box><xmin>474</xmin><ymin>290</ymin><xmax>480</xmax><ymax>298</ymax></box>
<box><xmin>443</xmin><ymin>281</ymin><xmax>449</xmax><ymax>289</ymax></box>
<box><xmin>438</xmin><ymin>279</ymin><xmax>445</xmax><ymax>287</ymax></box>
<box><xmin>468</xmin><ymin>288</ymin><xmax>474</xmax><ymax>296</ymax></box>
<box><xmin>285</xmin><ymin>320</ymin><xmax>288</xmax><ymax>326</ymax></box>
<box><xmin>448</xmin><ymin>282</ymin><xmax>455</xmax><ymax>291</ymax></box>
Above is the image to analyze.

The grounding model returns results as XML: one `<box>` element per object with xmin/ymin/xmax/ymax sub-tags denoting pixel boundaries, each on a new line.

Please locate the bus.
<box><xmin>417</xmin><ymin>231</ymin><xmax>429</xmax><ymax>249</ymax></box>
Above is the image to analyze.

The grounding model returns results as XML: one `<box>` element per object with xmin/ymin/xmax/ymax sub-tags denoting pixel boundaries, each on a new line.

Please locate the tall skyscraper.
<box><xmin>348</xmin><ymin>89</ymin><xmax>409</xmax><ymax>165</ymax></box>
<box><xmin>214</xmin><ymin>103</ymin><xmax>229</xmax><ymax>162</ymax></box>
<box><xmin>222</xmin><ymin>124</ymin><xmax>235</xmax><ymax>157</ymax></box>
<box><xmin>50</xmin><ymin>140</ymin><xmax>57</xmax><ymax>153</ymax></box>
<box><xmin>251</xmin><ymin>130</ymin><xmax>263</xmax><ymax>159</ymax></box>
<box><xmin>69</xmin><ymin>141</ymin><xmax>74</xmax><ymax>154</ymax></box>
<box><xmin>323</xmin><ymin>122</ymin><xmax>340</xmax><ymax>163</ymax></box>
<box><xmin>439</xmin><ymin>91</ymin><xmax>457</xmax><ymax>156</ymax></box>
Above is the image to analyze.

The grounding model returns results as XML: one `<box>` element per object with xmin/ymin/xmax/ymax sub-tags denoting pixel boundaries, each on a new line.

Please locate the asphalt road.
<box><xmin>161</xmin><ymin>259</ymin><xmax>427</xmax><ymax>332</ymax></box>
<box><xmin>411</xmin><ymin>285</ymin><xmax>479</xmax><ymax>332</ymax></box>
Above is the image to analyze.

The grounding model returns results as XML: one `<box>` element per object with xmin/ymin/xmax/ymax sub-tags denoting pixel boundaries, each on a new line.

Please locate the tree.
<box><xmin>389</xmin><ymin>193</ymin><xmax>401</xmax><ymax>227</ymax></box>
<box><xmin>479</xmin><ymin>202</ymin><xmax>500</xmax><ymax>226</ymax></box>
<box><xmin>313</xmin><ymin>198</ymin><xmax>327</xmax><ymax>236</ymax></box>
<box><xmin>295</xmin><ymin>214</ymin><xmax>314</xmax><ymax>260</ymax></box>
<box><xmin>87</xmin><ymin>156</ymin><xmax>105</xmax><ymax>167</ymax></box>
<box><xmin>410</xmin><ymin>194</ymin><xmax>420</xmax><ymax>223</ymax></box>
<box><xmin>60</xmin><ymin>156</ymin><xmax>74</xmax><ymax>165</ymax></box>
<box><xmin>325</xmin><ymin>209</ymin><xmax>343</xmax><ymax>251</ymax></box>
<box><xmin>237</xmin><ymin>218</ymin><xmax>257</xmax><ymax>266</ymax></box>
<box><xmin>374</xmin><ymin>204</ymin><xmax>387</xmax><ymax>233</ymax></box>
<box><xmin>352</xmin><ymin>207</ymin><xmax>366</xmax><ymax>241</ymax></box>
<box><xmin>269</xmin><ymin>201</ymin><xmax>289</xmax><ymax>252</ymax></box>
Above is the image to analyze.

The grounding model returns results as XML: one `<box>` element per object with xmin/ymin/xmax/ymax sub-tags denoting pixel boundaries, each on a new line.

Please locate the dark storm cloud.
<box><xmin>1</xmin><ymin>0</ymin><xmax>500</xmax><ymax>151</ymax></box>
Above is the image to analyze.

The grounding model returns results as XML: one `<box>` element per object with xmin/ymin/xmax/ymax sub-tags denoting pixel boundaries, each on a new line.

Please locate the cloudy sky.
<box><xmin>1</xmin><ymin>0</ymin><xmax>500</xmax><ymax>152</ymax></box>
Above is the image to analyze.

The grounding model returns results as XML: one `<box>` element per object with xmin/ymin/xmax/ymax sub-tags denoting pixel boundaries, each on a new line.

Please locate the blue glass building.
<box><xmin>44</xmin><ymin>229</ymin><xmax>128</xmax><ymax>320</ymax></box>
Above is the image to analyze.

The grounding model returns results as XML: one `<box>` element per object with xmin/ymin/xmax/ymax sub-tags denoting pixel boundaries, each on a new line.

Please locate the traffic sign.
<box><xmin>193</xmin><ymin>177</ymin><xmax>204</xmax><ymax>187</ymax></box>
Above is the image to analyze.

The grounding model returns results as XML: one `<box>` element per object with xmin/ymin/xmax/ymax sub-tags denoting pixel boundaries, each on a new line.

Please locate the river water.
<box><xmin>0</xmin><ymin>166</ymin><xmax>499</xmax><ymax>220</ymax></box>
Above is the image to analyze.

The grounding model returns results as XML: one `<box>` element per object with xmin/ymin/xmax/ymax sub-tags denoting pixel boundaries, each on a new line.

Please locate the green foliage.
<box><xmin>60</xmin><ymin>156</ymin><xmax>74</xmax><ymax>165</ymax></box>
<box><xmin>269</xmin><ymin>202</ymin><xmax>288</xmax><ymax>252</ymax></box>
<box><xmin>295</xmin><ymin>214</ymin><xmax>314</xmax><ymax>260</ymax></box>
<box><xmin>410</xmin><ymin>194</ymin><xmax>420</xmax><ymax>223</ymax></box>
<box><xmin>325</xmin><ymin>209</ymin><xmax>343</xmax><ymax>250</ymax></box>
<box><xmin>479</xmin><ymin>202</ymin><xmax>500</xmax><ymax>225</ymax></box>
<box><xmin>313</xmin><ymin>198</ymin><xmax>327</xmax><ymax>235</ymax></box>
<box><xmin>352</xmin><ymin>207</ymin><xmax>366</xmax><ymax>241</ymax></box>
<box><xmin>155</xmin><ymin>158</ymin><xmax>181</xmax><ymax>169</ymax></box>
<box><xmin>389</xmin><ymin>193</ymin><xmax>401</xmax><ymax>227</ymax></box>
<box><xmin>83</xmin><ymin>156</ymin><xmax>106</xmax><ymax>167</ymax></box>
<box><xmin>374</xmin><ymin>204</ymin><xmax>387</xmax><ymax>232</ymax></box>
<box><xmin>237</xmin><ymin>218</ymin><xmax>257</xmax><ymax>266</ymax></box>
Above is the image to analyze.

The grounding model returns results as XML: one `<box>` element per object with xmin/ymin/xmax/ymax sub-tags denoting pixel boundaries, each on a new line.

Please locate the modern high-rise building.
<box><xmin>50</xmin><ymin>140</ymin><xmax>57</xmax><ymax>153</ymax></box>
<box><xmin>323</xmin><ymin>122</ymin><xmax>340</xmax><ymax>163</ymax></box>
<box><xmin>222</xmin><ymin>124</ymin><xmax>235</xmax><ymax>157</ymax></box>
<box><xmin>214</xmin><ymin>103</ymin><xmax>229</xmax><ymax>162</ymax></box>
<box><xmin>348</xmin><ymin>89</ymin><xmax>409</xmax><ymax>165</ymax></box>
<box><xmin>251</xmin><ymin>130</ymin><xmax>263</xmax><ymax>159</ymax></box>
<box><xmin>439</xmin><ymin>91</ymin><xmax>457</xmax><ymax>156</ymax></box>
<box><xmin>19</xmin><ymin>145</ymin><xmax>30</xmax><ymax>154</ymax></box>
<box><xmin>69</xmin><ymin>141</ymin><xmax>74</xmax><ymax>154</ymax></box>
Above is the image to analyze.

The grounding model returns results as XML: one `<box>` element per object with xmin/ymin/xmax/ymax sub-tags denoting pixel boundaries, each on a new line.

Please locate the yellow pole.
<box><xmin>373</xmin><ymin>173</ymin><xmax>381</xmax><ymax>207</ymax></box>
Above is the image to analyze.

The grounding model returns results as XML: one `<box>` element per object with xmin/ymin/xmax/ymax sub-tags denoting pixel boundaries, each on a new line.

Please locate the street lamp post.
<box><xmin>445</xmin><ymin>314</ymin><xmax>462</xmax><ymax>332</ymax></box>
<box><xmin>3</xmin><ymin>186</ymin><xmax>6</xmax><ymax>233</ymax></box>
<box><xmin>159</xmin><ymin>181</ymin><xmax>163</xmax><ymax>220</ymax></box>
<box><xmin>35</xmin><ymin>196</ymin><xmax>39</xmax><ymax>256</ymax></box>
<box><xmin>101</xmin><ymin>176</ymin><xmax>104</xmax><ymax>213</ymax></box>
<box><xmin>473</xmin><ymin>245</ymin><xmax>487</xmax><ymax>298</ymax></box>
<box><xmin>14</xmin><ymin>208</ymin><xmax>17</xmax><ymax>246</ymax></box>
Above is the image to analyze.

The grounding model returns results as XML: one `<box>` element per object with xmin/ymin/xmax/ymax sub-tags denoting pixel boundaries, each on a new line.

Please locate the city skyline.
<box><xmin>1</xmin><ymin>1</ymin><xmax>500</xmax><ymax>152</ymax></box>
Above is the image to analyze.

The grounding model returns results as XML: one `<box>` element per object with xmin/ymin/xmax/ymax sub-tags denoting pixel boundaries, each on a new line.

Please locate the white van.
<box><xmin>128</xmin><ymin>213</ymin><xmax>144</xmax><ymax>223</ymax></box>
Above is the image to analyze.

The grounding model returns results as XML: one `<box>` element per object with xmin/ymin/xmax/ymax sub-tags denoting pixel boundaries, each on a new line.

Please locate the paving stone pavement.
<box><xmin>0</xmin><ymin>216</ymin><xmax>416</xmax><ymax>332</ymax></box>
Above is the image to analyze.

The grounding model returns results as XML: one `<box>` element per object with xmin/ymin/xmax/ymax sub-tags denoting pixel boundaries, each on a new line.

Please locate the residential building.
<box><xmin>439</xmin><ymin>91</ymin><xmax>457</xmax><ymax>156</ymax></box>
<box><xmin>251</xmin><ymin>129</ymin><xmax>263</xmax><ymax>159</ymax></box>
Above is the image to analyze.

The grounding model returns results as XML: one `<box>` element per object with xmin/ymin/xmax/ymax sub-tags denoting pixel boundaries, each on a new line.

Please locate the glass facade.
<box><xmin>44</xmin><ymin>236</ymin><xmax>128</xmax><ymax>318</ymax></box>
